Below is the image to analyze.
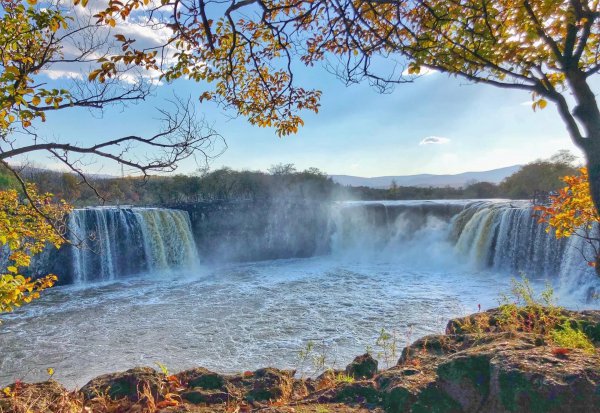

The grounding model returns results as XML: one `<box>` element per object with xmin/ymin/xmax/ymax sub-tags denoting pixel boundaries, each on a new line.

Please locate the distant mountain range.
<box><xmin>329</xmin><ymin>165</ymin><xmax>522</xmax><ymax>188</ymax></box>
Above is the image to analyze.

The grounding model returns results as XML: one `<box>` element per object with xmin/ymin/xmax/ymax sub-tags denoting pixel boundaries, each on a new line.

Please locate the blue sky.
<box><xmin>33</xmin><ymin>63</ymin><xmax>582</xmax><ymax>177</ymax></box>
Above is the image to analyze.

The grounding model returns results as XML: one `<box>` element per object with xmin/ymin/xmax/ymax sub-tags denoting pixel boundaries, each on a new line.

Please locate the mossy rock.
<box><xmin>437</xmin><ymin>354</ymin><xmax>490</xmax><ymax>411</ymax></box>
<box><xmin>576</xmin><ymin>311</ymin><xmax>600</xmax><ymax>343</ymax></box>
<box><xmin>0</xmin><ymin>381</ymin><xmax>78</xmax><ymax>413</ymax></box>
<box><xmin>346</xmin><ymin>353</ymin><xmax>378</xmax><ymax>379</ymax></box>
<box><xmin>189</xmin><ymin>373</ymin><xmax>225</xmax><ymax>390</ymax></box>
<box><xmin>332</xmin><ymin>382</ymin><xmax>381</xmax><ymax>404</ymax></box>
<box><xmin>399</xmin><ymin>335</ymin><xmax>452</xmax><ymax>364</ymax></box>
<box><xmin>494</xmin><ymin>360</ymin><xmax>600</xmax><ymax>413</ymax></box>
<box><xmin>381</xmin><ymin>385</ymin><xmax>415</xmax><ymax>413</ymax></box>
<box><xmin>245</xmin><ymin>368</ymin><xmax>293</xmax><ymax>402</ymax></box>
<box><xmin>497</xmin><ymin>369</ymin><xmax>563</xmax><ymax>413</ymax></box>
<box><xmin>410</xmin><ymin>386</ymin><xmax>463</xmax><ymax>413</ymax></box>
<box><xmin>181</xmin><ymin>389</ymin><xmax>230</xmax><ymax>404</ymax></box>
<box><xmin>80</xmin><ymin>367</ymin><xmax>165</xmax><ymax>402</ymax></box>
<box><xmin>177</xmin><ymin>367</ymin><xmax>226</xmax><ymax>390</ymax></box>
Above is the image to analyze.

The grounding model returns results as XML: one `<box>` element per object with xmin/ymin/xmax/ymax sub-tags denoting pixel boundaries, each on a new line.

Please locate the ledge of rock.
<box><xmin>1</xmin><ymin>308</ymin><xmax>598</xmax><ymax>412</ymax></box>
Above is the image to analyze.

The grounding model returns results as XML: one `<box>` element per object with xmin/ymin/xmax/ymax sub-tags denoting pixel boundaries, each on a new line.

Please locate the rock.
<box><xmin>346</xmin><ymin>353</ymin><xmax>378</xmax><ymax>379</ymax></box>
<box><xmin>181</xmin><ymin>389</ymin><xmax>231</xmax><ymax>404</ymax></box>
<box><xmin>291</xmin><ymin>378</ymin><xmax>311</xmax><ymax>400</ymax></box>
<box><xmin>485</xmin><ymin>345</ymin><xmax>600</xmax><ymax>413</ymax></box>
<box><xmin>176</xmin><ymin>367</ymin><xmax>226</xmax><ymax>390</ymax></box>
<box><xmin>446</xmin><ymin>308</ymin><xmax>600</xmax><ymax>342</ymax></box>
<box><xmin>575</xmin><ymin>310</ymin><xmax>600</xmax><ymax>343</ymax></box>
<box><xmin>436</xmin><ymin>353</ymin><xmax>492</xmax><ymax>411</ymax></box>
<box><xmin>315</xmin><ymin>369</ymin><xmax>337</xmax><ymax>390</ymax></box>
<box><xmin>80</xmin><ymin>367</ymin><xmax>166</xmax><ymax>401</ymax></box>
<box><xmin>245</xmin><ymin>368</ymin><xmax>294</xmax><ymax>402</ymax></box>
<box><xmin>4</xmin><ymin>308</ymin><xmax>600</xmax><ymax>413</ymax></box>
<box><xmin>316</xmin><ymin>382</ymin><xmax>381</xmax><ymax>405</ymax></box>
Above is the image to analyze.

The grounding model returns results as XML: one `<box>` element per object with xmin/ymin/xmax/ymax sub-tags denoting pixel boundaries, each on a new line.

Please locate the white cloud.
<box><xmin>419</xmin><ymin>136</ymin><xmax>451</xmax><ymax>145</ymax></box>
<box><xmin>41</xmin><ymin>69</ymin><xmax>84</xmax><ymax>80</ymax></box>
<box><xmin>402</xmin><ymin>67</ymin><xmax>437</xmax><ymax>76</ymax></box>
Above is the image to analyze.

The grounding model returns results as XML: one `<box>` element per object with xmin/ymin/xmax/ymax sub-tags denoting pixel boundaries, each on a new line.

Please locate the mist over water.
<box><xmin>1</xmin><ymin>200</ymin><xmax>599</xmax><ymax>388</ymax></box>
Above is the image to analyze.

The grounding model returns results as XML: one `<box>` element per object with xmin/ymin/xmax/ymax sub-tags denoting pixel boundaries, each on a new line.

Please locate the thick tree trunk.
<box><xmin>583</xmin><ymin>141</ymin><xmax>600</xmax><ymax>213</ymax></box>
<box><xmin>581</xmin><ymin>141</ymin><xmax>600</xmax><ymax>276</ymax></box>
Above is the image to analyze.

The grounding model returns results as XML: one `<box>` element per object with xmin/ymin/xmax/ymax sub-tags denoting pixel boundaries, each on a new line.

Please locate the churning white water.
<box><xmin>68</xmin><ymin>207</ymin><xmax>199</xmax><ymax>283</ymax></box>
<box><xmin>0</xmin><ymin>200</ymin><xmax>598</xmax><ymax>388</ymax></box>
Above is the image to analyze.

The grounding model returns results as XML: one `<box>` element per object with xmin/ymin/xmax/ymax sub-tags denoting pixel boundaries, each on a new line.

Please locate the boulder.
<box><xmin>346</xmin><ymin>353</ymin><xmax>378</xmax><ymax>379</ymax></box>
<box><xmin>181</xmin><ymin>389</ymin><xmax>231</xmax><ymax>404</ymax></box>
<box><xmin>315</xmin><ymin>381</ymin><xmax>382</xmax><ymax>405</ymax></box>
<box><xmin>176</xmin><ymin>367</ymin><xmax>226</xmax><ymax>390</ymax></box>
<box><xmin>245</xmin><ymin>368</ymin><xmax>294</xmax><ymax>402</ymax></box>
<box><xmin>80</xmin><ymin>367</ymin><xmax>166</xmax><ymax>401</ymax></box>
<box><xmin>315</xmin><ymin>369</ymin><xmax>337</xmax><ymax>390</ymax></box>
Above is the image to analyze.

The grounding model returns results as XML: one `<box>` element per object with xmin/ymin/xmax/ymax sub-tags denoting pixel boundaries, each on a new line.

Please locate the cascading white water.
<box><xmin>452</xmin><ymin>201</ymin><xmax>567</xmax><ymax>275</ymax></box>
<box><xmin>3</xmin><ymin>200</ymin><xmax>600</xmax><ymax>388</ymax></box>
<box><xmin>32</xmin><ymin>199</ymin><xmax>600</xmax><ymax>300</ymax></box>
<box><xmin>68</xmin><ymin>207</ymin><xmax>198</xmax><ymax>283</ymax></box>
<box><xmin>134</xmin><ymin>209</ymin><xmax>199</xmax><ymax>272</ymax></box>
<box><xmin>329</xmin><ymin>200</ymin><xmax>600</xmax><ymax>301</ymax></box>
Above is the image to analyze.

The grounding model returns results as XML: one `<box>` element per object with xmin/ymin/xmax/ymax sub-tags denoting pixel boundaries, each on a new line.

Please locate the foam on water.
<box><xmin>0</xmin><ymin>258</ymin><xmax>514</xmax><ymax>388</ymax></box>
<box><xmin>1</xmin><ymin>200</ymin><xmax>600</xmax><ymax>388</ymax></box>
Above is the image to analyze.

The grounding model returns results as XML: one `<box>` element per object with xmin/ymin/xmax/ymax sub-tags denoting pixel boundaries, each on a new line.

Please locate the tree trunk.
<box><xmin>583</xmin><ymin>141</ymin><xmax>600</xmax><ymax>212</ymax></box>
<box><xmin>582</xmin><ymin>141</ymin><xmax>600</xmax><ymax>276</ymax></box>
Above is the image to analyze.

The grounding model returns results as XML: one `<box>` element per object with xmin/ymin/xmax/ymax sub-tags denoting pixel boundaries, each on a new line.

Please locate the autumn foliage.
<box><xmin>0</xmin><ymin>0</ymin><xmax>71</xmax><ymax>130</ymax></box>
<box><xmin>535</xmin><ymin>168</ymin><xmax>600</xmax><ymax>268</ymax></box>
<box><xmin>0</xmin><ymin>184</ymin><xmax>71</xmax><ymax>315</ymax></box>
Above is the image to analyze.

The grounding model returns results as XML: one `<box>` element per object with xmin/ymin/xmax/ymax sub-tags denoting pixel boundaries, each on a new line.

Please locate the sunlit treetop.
<box><xmin>6</xmin><ymin>1</ymin><xmax>600</xmax><ymax>139</ymax></box>
<box><xmin>535</xmin><ymin>167</ymin><xmax>599</xmax><ymax>239</ymax></box>
<box><xmin>82</xmin><ymin>0</ymin><xmax>600</xmax><ymax>140</ymax></box>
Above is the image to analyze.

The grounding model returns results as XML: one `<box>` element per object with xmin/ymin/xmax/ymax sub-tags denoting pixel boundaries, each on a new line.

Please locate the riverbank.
<box><xmin>2</xmin><ymin>308</ymin><xmax>599</xmax><ymax>413</ymax></box>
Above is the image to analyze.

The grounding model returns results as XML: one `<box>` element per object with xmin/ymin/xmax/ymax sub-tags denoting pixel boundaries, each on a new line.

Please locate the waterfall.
<box><xmin>329</xmin><ymin>201</ymin><xmax>467</xmax><ymax>265</ymax></box>
<box><xmin>22</xmin><ymin>200</ymin><xmax>600</xmax><ymax>300</ymax></box>
<box><xmin>330</xmin><ymin>200</ymin><xmax>599</xmax><ymax>300</ymax></box>
<box><xmin>452</xmin><ymin>201</ymin><xmax>568</xmax><ymax>275</ymax></box>
<box><xmin>68</xmin><ymin>207</ymin><xmax>198</xmax><ymax>283</ymax></box>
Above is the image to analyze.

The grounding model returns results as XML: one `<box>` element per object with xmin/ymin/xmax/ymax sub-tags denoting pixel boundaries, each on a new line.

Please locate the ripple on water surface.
<box><xmin>0</xmin><ymin>257</ymin><xmax>550</xmax><ymax>388</ymax></box>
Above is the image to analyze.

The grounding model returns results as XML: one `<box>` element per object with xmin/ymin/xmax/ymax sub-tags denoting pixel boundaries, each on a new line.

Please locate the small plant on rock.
<box><xmin>334</xmin><ymin>373</ymin><xmax>355</xmax><ymax>384</ymax></box>
<box><xmin>551</xmin><ymin>320</ymin><xmax>596</xmax><ymax>354</ymax></box>
<box><xmin>497</xmin><ymin>276</ymin><xmax>562</xmax><ymax>337</ymax></box>
<box><xmin>296</xmin><ymin>339</ymin><xmax>331</xmax><ymax>378</ymax></box>
<box><xmin>375</xmin><ymin>328</ymin><xmax>398</xmax><ymax>369</ymax></box>
<box><xmin>494</xmin><ymin>276</ymin><xmax>596</xmax><ymax>354</ymax></box>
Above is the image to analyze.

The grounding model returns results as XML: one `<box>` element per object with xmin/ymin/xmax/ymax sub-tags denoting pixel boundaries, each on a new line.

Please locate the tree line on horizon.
<box><xmin>0</xmin><ymin>152</ymin><xmax>579</xmax><ymax>206</ymax></box>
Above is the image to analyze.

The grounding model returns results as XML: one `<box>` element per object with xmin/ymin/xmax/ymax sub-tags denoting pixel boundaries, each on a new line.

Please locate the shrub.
<box><xmin>551</xmin><ymin>321</ymin><xmax>595</xmax><ymax>354</ymax></box>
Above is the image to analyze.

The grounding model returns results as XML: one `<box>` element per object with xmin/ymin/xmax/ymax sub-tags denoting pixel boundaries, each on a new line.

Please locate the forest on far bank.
<box><xmin>0</xmin><ymin>151</ymin><xmax>580</xmax><ymax>206</ymax></box>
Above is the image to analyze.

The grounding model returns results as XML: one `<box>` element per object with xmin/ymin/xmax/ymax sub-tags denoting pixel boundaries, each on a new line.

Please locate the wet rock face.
<box><xmin>346</xmin><ymin>353</ymin><xmax>378</xmax><ymax>379</ymax></box>
<box><xmin>178</xmin><ymin>199</ymin><xmax>332</xmax><ymax>263</ymax></box>
<box><xmin>80</xmin><ymin>367</ymin><xmax>166</xmax><ymax>402</ymax></box>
